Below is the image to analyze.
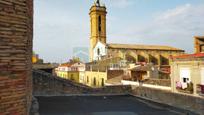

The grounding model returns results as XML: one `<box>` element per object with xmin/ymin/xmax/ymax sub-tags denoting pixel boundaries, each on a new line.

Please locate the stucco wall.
<box><xmin>68</xmin><ymin>71</ymin><xmax>80</xmax><ymax>83</ymax></box>
<box><xmin>85</xmin><ymin>71</ymin><xmax>107</xmax><ymax>87</ymax></box>
<box><xmin>0</xmin><ymin>0</ymin><xmax>33</xmax><ymax>114</ymax></box>
<box><xmin>131</xmin><ymin>86</ymin><xmax>204</xmax><ymax>114</ymax></box>
<box><xmin>93</xmin><ymin>41</ymin><xmax>106</xmax><ymax>61</ymax></box>
<box><xmin>171</xmin><ymin>60</ymin><xmax>204</xmax><ymax>95</ymax></box>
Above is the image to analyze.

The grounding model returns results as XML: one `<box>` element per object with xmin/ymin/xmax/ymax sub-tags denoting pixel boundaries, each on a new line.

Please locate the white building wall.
<box><xmin>93</xmin><ymin>41</ymin><xmax>106</xmax><ymax>61</ymax></box>
<box><xmin>171</xmin><ymin>61</ymin><xmax>204</xmax><ymax>95</ymax></box>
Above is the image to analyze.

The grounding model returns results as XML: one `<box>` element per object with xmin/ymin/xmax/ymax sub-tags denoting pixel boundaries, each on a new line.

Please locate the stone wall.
<box><xmin>131</xmin><ymin>86</ymin><xmax>204</xmax><ymax>114</ymax></box>
<box><xmin>0</xmin><ymin>0</ymin><xmax>33</xmax><ymax>114</ymax></box>
<box><xmin>144</xmin><ymin>78</ymin><xmax>171</xmax><ymax>87</ymax></box>
<box><xmin>107</xmin><ymin>70</ymin><xmax>124</xmax><ymax>79</ymax></box>
<box><xmin>33</xmin><ymin>70</ymin><xmax>131</xmax><ymax>96</ymax></box>
<box><xmin>107</xmin><ymin>48</ymin><xmax>185</xmax><ymax>66</ymax></box>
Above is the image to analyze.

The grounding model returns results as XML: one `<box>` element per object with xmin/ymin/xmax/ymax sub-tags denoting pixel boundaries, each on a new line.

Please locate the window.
<box><xmin>180</xmin><ymin>68</ymin><xmax>191</xmax><ymax>83</ymax></box>
<box><xmin>71</xmin><ymin>74</ymin><xmax>74</xmax><ymax>80</ymax></box>
<box><xmin>101</xmin><ymin>78</ymin><xmax>104</xmax><ymax>86</ymax></box>
<box><xmin>98</xmin><ymin>15</ymin><xmax>101</xmax><ymax>32</ymax></box>
<box><xmin>87</xmin><ymin>76</ymin><xmax>89</xmax><ymax>83</ymax></box>
<box><xmin>93</xmin><ymin>77</ymin><xmax>96</xmax><ymax>86</ymax></box>
<box><xmin>97</xmin><ymin>48</ymin><xmax>100</xmax><ymax>55</ymax></box>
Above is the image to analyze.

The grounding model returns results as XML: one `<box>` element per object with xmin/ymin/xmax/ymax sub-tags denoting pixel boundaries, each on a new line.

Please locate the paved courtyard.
<box><xmin>37</xmin><ymin>95</ymin><xmax>189</xmax><ymax>115</ymax></box>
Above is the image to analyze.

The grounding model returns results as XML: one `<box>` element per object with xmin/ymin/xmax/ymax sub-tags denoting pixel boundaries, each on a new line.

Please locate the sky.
<box><xmin>34</xmin><ymin>0</ymin><xmax>204</xmax><ymax>63</ymax></box>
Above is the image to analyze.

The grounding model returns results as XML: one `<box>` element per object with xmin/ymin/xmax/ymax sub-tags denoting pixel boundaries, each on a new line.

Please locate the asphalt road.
<box><xmin>37</xmin><ymin>95</ymin><xmax>188</xmax><ymax>115</ymax></box>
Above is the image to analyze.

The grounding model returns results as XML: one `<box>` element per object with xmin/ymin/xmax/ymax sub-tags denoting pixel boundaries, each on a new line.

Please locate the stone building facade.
<box><xmin>0</xmin><ymin>0</ymin><xmax>33</xmax><ymax>114</ymax></box>
<box><xmin>106</xmin><ymin>44</ymin><xmax>184</xmax><ymax>66</ymax></box>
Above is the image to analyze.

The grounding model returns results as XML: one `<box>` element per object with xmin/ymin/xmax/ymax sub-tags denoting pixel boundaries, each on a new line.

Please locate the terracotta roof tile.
<box><xmin>107</xmin><ymin>43</ymin><xmax>184</xmax><ymax>51</ymax></box>
<box><xmin>172</xmin><ymin>53</ymin><xmax>204</xmax><ymax>59</ymax></box>
<box><xmin>59</xmin><ymin>63</ymin><xmax>73</xmax><ymax>67</ymax></box>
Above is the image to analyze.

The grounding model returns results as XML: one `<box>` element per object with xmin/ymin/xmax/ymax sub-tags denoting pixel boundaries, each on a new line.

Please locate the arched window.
<box><xmin>98</xmin><ymin>15</ymin><xmax>101</xmax><ymax>32</ymax></box>
<box><xmin>97</xmin><ymin>48</ymin><xmax>100</xmax><ymax>55</ymax></box>
<box><xmin>87</xmin><ymin>76</ymin><xmax>89</xmax><ymax>83</ymax></box>
<box><xmin>93</xmin><ymin>77</ymin><xmax>96</xmax><ymax>86</ymax></box>
<box><xmin>71</xmin><ymin>74</ymin><xmax>74</xmax><ymax>81</ymax></box>
<box><xmin>101</xmin><ymin>78</ymin><xmax>104</xmax><ymax>86</ymax></box>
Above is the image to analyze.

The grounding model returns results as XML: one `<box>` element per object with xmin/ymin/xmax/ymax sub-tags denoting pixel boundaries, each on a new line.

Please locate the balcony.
<box><xmin>197</xmin><ymin>84</ymin><xmax>204</xmax><ymax>96</ymax></box>
<box><xmin>176</xmin><ymin>81</ymin><xmax>193</xmax><ymax>94</ymax></box>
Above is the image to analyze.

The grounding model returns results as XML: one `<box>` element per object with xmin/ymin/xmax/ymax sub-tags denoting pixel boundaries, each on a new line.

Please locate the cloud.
<box><xmin>156</xmin><ymin>4</ymin><xmax>191</xmax><ymax>21</ymax></box>
<box><xmin>154</xmin><ymin>3</ymin><xmax>204</xmax><ymax>30</ymax></box>
<box><xmin>109</xmin><ymin>3</ymin><xmax>204</xmax><ymax>53</ymax></box>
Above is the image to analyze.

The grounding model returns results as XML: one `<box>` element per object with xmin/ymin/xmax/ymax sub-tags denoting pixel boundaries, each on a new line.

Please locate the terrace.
<box><xmin>176</xmin><ymin>81</ymin><xmax>194</xmax><ymax>94</ymax></box>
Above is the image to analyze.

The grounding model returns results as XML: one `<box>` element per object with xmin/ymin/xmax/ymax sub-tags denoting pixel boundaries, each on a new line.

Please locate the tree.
<box><xmin>69</xmin><ymin>57</ymin><xmax>80</xmax><ymax>64</ymax></box>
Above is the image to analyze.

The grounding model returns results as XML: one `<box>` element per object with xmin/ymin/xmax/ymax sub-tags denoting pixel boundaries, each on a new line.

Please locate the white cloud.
<box><xmin>156</xmin><ymin>4</ymin><xmax>191</xmax><ymax>21</ymax></box>
<box><xmin>109</xmin><ymin>3</ymin><xmax>204</xmax><ymax>53</ymax></box>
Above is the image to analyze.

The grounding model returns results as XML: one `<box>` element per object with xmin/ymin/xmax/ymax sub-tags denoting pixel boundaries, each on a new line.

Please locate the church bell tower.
<box><xmin>89</xmin><ymin>0</ymin><xmax>107</xmax><ymax>61</ymax></box>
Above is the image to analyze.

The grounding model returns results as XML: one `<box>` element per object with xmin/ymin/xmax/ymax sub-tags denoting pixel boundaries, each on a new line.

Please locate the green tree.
<box><xmin>69</xmin><ymin>57</ymin><xmax>80</xmax><ymax>64</ymax></box>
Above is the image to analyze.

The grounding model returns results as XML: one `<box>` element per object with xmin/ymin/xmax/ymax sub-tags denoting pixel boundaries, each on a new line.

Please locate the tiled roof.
<box><xmin>107</xmin><ymin>43</ymin><xmax>184</xmax><ymax>51</ymax></box>
<box><xmin>59</xmin><ymin>63</ymin><xmax>73</xmax><ymax>67</ymax></box>
<box><xmin>172</xmin><ymin>53</ymin><xmax>204</xmax><ymax>59</ymax></box>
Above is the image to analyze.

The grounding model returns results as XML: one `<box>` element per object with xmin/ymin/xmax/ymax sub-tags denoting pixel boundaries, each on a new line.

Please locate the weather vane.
<box><xmin>95</xmin><ymin>0</ymin><xmax>100</xmax><ymax>6</ymax></box>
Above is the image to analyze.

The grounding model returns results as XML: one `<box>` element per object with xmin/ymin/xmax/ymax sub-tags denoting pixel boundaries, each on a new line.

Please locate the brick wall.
<box><xmin>0</xmin><ymin>0</ymin><xmax>33</xmax><ymax>114</ymax></box>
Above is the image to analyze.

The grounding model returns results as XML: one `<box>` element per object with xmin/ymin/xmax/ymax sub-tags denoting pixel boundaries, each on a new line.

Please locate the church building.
<box><xmin>89</xmin><ymin>0</ymin><xmax>185</xmax><ymax>66</ymax></box>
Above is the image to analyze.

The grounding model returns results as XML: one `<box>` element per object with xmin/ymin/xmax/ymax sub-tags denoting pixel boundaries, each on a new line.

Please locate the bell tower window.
<box><xmin>98</xmin><ymin>15</ymin><xmax>101</xmax><ymax>32</ymax></box>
